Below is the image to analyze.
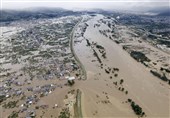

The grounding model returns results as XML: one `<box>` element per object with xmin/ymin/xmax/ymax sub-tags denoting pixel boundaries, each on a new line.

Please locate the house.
<box><xmin>68</xmin><ymin>77</ymin><xmax>75</xmax><ymax>81</ymax></box>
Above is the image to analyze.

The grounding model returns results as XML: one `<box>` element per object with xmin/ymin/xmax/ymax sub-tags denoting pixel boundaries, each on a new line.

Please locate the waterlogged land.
<box><xmin>0</xmin><ymin>13</ymin><xmax>170</xmax><ymax>118</ymax></box>
<box><xmin>73</xmin><ymin>14</ymin><xmax>170</xmax><ymax>118</ymax></box>
<box><xmin>0</xmin><ymin>16</ymin><xmax>84</xmax><ymax>118</ymax></box>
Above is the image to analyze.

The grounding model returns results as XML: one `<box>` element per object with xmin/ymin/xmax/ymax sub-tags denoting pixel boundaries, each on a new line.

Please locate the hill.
<box><xmin>0</xmin><ymin>7</ymin><xmax>80</xmax><ymax>22</ymax></box>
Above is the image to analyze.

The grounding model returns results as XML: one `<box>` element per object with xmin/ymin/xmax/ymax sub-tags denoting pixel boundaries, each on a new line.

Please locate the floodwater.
<box><xmin>73</xmin><ymin>14</ymin><xmax>170</xmax><ymax>117</ymax></box>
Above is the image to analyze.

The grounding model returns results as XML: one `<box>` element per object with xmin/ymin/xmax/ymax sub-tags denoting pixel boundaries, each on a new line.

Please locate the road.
<box><xmin>69</xmin><ymin>17</ymin><xmax>87</xmax><ymax>80</ymax></box>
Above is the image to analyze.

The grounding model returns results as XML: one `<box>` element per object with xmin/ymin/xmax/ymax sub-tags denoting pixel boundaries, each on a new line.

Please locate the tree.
<box><xmin>120</xmin><ymin>79</ymin><xmax>124</xmax><ymax>84</ymax></box>
<box><xmin>8</xmin><ymin>111</ymin><xmax>18</xmax><ymax>118</ymax></box>
<box><xmin>58</xmin><ymin>108</ymin><xmax>70</xmax><ymax>118</ymax></box>
<box><xmin>118</xmin><ymin>87</ymin><xmax>121</xmax><ymax>90</ymax></box>
<box><xmin>68</xmin><ymin>80</ymin><xmax>75</xmax><ymax>86</ymax></box>
<box><xmin>113</xmin><ymin>82</ymin><xmax>117</xmax><ymax>86</ymax></box>
<box><xmin>128</xmin><ymin>99</ymin><xmax>132</xmax><ymax>103</ymax></box>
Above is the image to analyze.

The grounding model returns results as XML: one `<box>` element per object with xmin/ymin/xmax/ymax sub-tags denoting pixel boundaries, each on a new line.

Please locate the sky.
<box><xmin>1</xmin><ymin>0</ymin><xmax>169</xmax><ymax>11</ymax></box>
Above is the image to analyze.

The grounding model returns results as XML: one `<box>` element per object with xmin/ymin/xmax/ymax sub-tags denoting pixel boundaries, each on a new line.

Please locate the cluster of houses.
<box><xmin>0</xmin><ymin>16</ymin><xmax>81</xmax><ymax>117</ymax></box>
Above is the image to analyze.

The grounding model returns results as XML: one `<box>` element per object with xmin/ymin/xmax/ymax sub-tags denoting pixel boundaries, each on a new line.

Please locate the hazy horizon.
<box><xmin>1</xmin><ymin>0</ymin><xmax>169</xmax><ymax>12</ymax></box>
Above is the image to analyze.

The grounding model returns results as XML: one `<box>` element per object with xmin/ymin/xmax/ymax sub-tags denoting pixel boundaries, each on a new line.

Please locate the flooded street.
<box><xmin>0</xmin><ymin>16</ymin><xmax>83</xmax><ymax>118</ymax></box>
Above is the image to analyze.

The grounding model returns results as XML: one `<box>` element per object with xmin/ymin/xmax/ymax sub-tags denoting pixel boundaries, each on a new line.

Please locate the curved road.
<box><xmin>69</xmin><ymin>17</ymin><xmax>85</xmax><ymax>118</ymax></box>
<box><xmin>70</xmin><ymin>17</ymin><xmax>87</xmax><ymax>80</ymax></box>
